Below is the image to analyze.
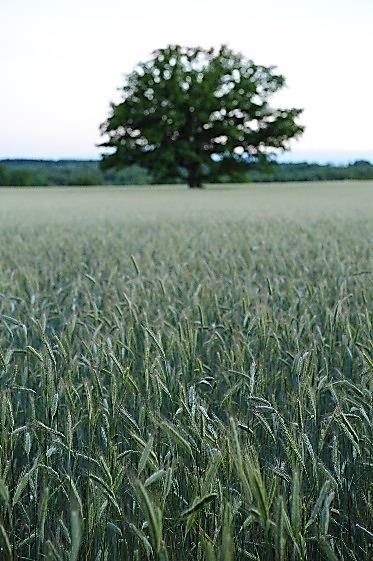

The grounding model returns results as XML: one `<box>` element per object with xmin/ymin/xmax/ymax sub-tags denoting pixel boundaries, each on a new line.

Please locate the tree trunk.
<box><xmin>187</xmin><ymin>164</ymin><xmax>203</xmax><ymax>188</ymax></box>
<box><xmin>189</xmin><ymin>179</ymin><xmax>203</xmax><ymax>188</ymax></box>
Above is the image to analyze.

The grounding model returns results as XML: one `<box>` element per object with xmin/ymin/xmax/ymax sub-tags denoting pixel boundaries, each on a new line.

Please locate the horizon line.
<box><xmin>1</xmin><ymin>155</ymin><xmax>372</xmax><ymax>166</ymax></box>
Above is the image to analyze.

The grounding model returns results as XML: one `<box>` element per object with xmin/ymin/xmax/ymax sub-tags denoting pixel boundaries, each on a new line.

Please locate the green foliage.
<box><xmin>0</xmin><ymin>165</ymin><xmax>8</xmax><ymax>185</ymax></box>
<box><xmin>0</xmin><ymin>183</ymin><xmax>372</xmax><ymax>560</ymax></box>
<box><xmin>0</xmin><ymin>164</ymin><xmax>48</xmax><ymax>186</ymax></box>
<box><xmin>249</xmin><ymin>159</ymin><xmax>373</xmax><ymax>182</ymax></box>
<box><xmin>100</xmin><ymin>44</ymin><xmax>304</xmax><ymax>186</ymax></box>
<box><xmin>0</xmin><ymin>160</ymin><xmax>153</xmax><ymax>186</ymax></box>
<box><xmin>1</xmin><ymin>159</ymin><xmax>373</xmax><ymax>187</ymax></box>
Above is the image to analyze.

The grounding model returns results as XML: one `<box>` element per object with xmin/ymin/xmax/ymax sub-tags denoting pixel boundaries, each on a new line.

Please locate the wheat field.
<box><xmin>0</xmin><ymin>182</ymin><xmax>372</xmax><ymax>561</ymax></box>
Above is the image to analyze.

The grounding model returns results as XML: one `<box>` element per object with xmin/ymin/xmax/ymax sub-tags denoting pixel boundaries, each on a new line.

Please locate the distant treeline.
<box><xmin>0</xmin><ymin>160</ymin><xmax>152</xmax><ymax>186</ymax></box>
<box><xmin>249</xmin><ymin>160</ymin><xmax>373</xmax><ymax>182</ymax></box>
<box><xmin>0</xmin><ymin>159</ymin><xmax>373</xmax><ymax>186</ymax></box>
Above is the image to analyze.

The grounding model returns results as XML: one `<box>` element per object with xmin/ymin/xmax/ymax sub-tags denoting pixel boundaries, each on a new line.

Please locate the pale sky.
<box><xmin>1</xmin><ymin>0</ymin><xmax>372</xmax><ymax>163</ymax></box>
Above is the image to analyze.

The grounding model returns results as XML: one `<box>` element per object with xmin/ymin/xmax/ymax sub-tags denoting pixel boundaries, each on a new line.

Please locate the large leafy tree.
<box><xmin>100</xmin><ymin>45</ymin><xmax>304</xmax><ymax>187</ymax></box>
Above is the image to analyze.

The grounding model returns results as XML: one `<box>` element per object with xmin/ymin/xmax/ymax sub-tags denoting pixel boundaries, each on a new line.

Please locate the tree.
<box><xmin>99</xmin><ymin>45</ymin><xmax>304</xmax><ymax>188</ymax></box>
<box><xmin>7</xmin><ymin>168</ymin><xmax>35</xmax><ymax>186</ymax></box>
<box><xmin>0</xmin><ymin>164</ymin><xmax>9</xmax><ymax>186</ymax></box>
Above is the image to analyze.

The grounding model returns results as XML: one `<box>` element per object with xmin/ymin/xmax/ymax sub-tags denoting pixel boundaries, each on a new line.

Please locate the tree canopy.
<box><xmin>100</xmin><ymin>45</ymin><xmax>304</xmax><ymax>187</ymax></box>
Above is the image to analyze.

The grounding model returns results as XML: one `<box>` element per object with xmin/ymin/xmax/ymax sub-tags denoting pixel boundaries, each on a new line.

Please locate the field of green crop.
<box><xmin>0</xmin><ymin>181</ymin><xmax>372</xmax><ymax>561</ymax></box>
